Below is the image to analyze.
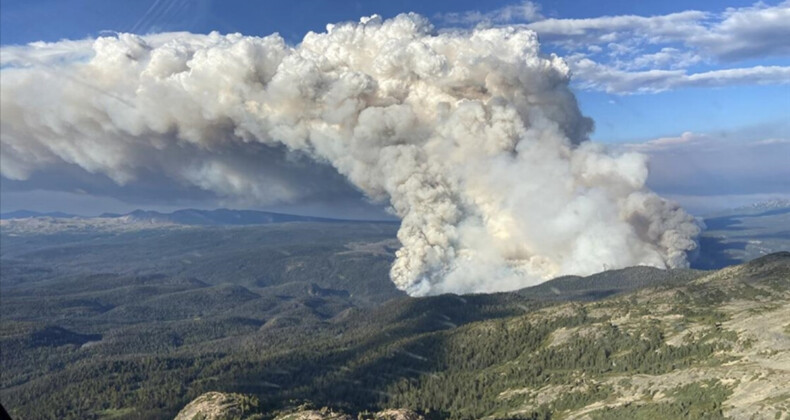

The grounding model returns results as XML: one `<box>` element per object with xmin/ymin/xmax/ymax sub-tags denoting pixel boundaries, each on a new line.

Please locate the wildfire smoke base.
<box><xmin>0</xmin><ymin>14</ymin><xmax>700</xmax><ymax>295</ymax></box>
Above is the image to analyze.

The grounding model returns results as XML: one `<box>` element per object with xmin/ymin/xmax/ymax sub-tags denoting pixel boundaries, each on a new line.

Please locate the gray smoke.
<box><xmin>0</xmin><ymin>14</ymin><xmax>701</xmax><ymax>295</ymax></box>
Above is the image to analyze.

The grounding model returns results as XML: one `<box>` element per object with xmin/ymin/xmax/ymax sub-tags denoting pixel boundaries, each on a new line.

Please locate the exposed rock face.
<box><xmin>174</xmin><ymin>392</ymin><xmax>261</xmax><ymax>420</ymax></box>
<box><xmin>274</xmin><ymin>408</ymin><xmax>352</xmax><ymax>420</ymax></box>
<box><xmin>174</xmin><ymin>393</ymin><xmax>425</xmax><ymax>420</ymax></box>
<box><xmin>373</xmin><ymin>409</ymin><xmax>425</xmax><ymax>420</ymax></box>
<box><xmin>272</xmin><ymin>408</ymin><xmax>425</xmax><ymax>420</ymax></box>
<box><xmin>170</xmin><ymin>255</ymin><xmax>790</xmax><ymax>420</ymax></box>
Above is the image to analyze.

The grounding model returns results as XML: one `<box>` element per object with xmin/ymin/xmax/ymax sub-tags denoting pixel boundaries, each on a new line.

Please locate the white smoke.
<box><xmin>0</xmin><ymin>14</ymin><xmax>701</xmax><ymax>295</ymax></box>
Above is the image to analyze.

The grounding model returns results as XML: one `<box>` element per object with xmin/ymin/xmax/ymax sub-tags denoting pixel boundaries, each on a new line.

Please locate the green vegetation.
<box><xmin>1</xmin><ymin>224</ymin><xmax>789</xmax><ymax>419</ymax></box>
<box><xmin>589</xmin><ymin>380</ymin><xmax>732</xmax><ymax>419</ymax></box>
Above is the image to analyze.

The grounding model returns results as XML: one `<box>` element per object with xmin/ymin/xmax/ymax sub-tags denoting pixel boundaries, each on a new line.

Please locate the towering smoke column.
<box><xmin>0</xmin><ymin>14</ymin><xmax>700</xmax><ymax>295</ymax></box>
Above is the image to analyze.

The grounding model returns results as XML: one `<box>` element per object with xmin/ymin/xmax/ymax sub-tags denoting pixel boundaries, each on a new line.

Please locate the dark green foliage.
<box><xmin>590</xmin><ymin>380</ymin><xmax>732</xmax><ymax>419</ymax></box>
<box><xmin>30</xmin><ymin>326</ymin><xmax>102</xmax><ymax>347</ymax></box>
<box><xmin>517</xmin><ymin>266</ymin><xmax>703</xmax><ymax>301</ymax></box>
<box><xmin>1</xmin><ymin>224</ymin><xmax>788</xmax><ymax>420</ymax></box>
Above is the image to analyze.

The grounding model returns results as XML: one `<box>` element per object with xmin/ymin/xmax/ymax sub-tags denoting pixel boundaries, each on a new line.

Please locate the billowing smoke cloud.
<box><xmin>0</xmin><ymin>14</ymin><xmax>700</xmax><ymax>295</ymax></box>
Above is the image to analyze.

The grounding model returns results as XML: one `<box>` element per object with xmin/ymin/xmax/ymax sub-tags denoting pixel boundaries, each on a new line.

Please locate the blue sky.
<box><xmin>1</xmin><ymin>0</ymin><xmax>788</xmax><ymax>215</ymax></box>
<box><xmin>0</xmin><ymin>1</ymin><xmax>759</xmax><ymax>45</ymax></box>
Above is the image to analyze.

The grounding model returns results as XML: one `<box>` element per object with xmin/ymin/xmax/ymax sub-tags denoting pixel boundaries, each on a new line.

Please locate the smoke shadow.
<box><xmin>223</xmin><ymin>267</ymin><xmax>705</xmax><ymax>417</ymax></box>
<box><xmin>704</xmin><ymin>208</ymin><xmax>790</xmax><ymax>231</ymax></box>
<box><xmin>703</xmin><ymin>216</ymin><xmax>748</xmax><ymax>231</ymax></box>
<box><xmin>220</xmin><ymin>294</ymin><xmax>538</xmax><ymax>418</ymax></box>
<box><xmin>693</xmin><ymin>236</ymin><xmax>748</xmax><ymax>270</ymax></box>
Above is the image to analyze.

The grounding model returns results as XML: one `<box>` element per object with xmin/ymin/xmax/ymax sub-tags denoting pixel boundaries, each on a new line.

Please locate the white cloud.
<box><xmin>627</xmin><ymin>48</ymin><xmax>703</xmax><ymax>70</ymax></box>
<box><xmin>568</xmin><ymin>56</ymin><xmax>790</xmax><ymax>94</ymax></box>
<box><xmin>525</xmin><ymin>1</ymin><xmax>790</xmax><ymax>62</ymax></box>
<box><xmin>0</xmin><ymin>39</ymin><xmax>95</xmax><ymax>67</ymax></box>
<box><xmin>692</xmin><ymin>1</ymin><xmax>790</xmax><ymax>61</ymax></box>
<box><xmin>438</xmin><ymin>1</ymin><xmax>543</xmax><ymax>25</ymax></box>
<box><xmin>439</xmin><ymin>1</ymin><xmax>790</xmax><ymax>94</ymax></box>
<box><xmin>526</xmin><ymin>10</ymin><xmax>707</xmax><ymax>47</ymax></box>
<box><xmin>587</xmin><ymin>45</ymin><xmax>602</xmax><ymax>53</ymax></box>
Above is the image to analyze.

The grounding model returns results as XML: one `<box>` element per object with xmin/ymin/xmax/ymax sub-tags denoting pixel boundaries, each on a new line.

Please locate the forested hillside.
<box><xmin>1</xmin><ymin>223</ymin><xmax>788</xmax><ymax>419</ymax></box>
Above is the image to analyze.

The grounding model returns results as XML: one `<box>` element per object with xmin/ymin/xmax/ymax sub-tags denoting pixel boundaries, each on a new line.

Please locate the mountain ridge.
<box><xmin>168</xmin><ymin>252</ymin><xmax>790</xmax><ymax>420</ymax></box>
<box><xmin>3</xmin><ymin>249</ymin><xmax>788</xmax><ymax>419</ymax></box>
<box><xmin>0</xmin><ymin>208</ymin><xmax>396</xmax><ymax>225</ymax></box>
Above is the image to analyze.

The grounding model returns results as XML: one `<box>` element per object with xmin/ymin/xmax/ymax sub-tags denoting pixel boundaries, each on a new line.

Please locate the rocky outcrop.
<box><xmin>372</xmin><ymin>409</ymin><xmax>425</xmax><ymax>420</ymax></box>
<box><xmin>175</xmin><ymin>393</ymin><xmax>425</xmax><ymax>420</ymax></box>
<box><xmin>273</xmin><ymin>408</ymin><xmax>424</xmax><ymax>420</ymax></box>
<box><xmin>274</xmin><ymin>409</ymin><xmax>351</xmax><ymax>419</ymax></box>
<box><xmin>174</xmin><ymin>392</ymin><xmax>261</xmax><ymax>420</ymax></box>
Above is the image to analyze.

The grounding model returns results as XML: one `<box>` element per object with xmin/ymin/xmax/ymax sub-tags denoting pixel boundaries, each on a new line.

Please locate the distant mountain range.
<box><xmin>0</xmin><ymin>208</ymin><xmax>380</xmax><ymax>225</ymax></box>
<box><xmin>0</xmin><ymin>210</ymin><xmax>79</xmax><ymax>219</ymax></box>
<box><xmin>5</xmin><ymin>199</ymin><xmax>789</xmax><ymax>224</ymax></box>
<box><xmin>744</xmin><ymin>198</ymin><xmax>790</xmax><ymax>211</ymax></box>
<box><xmin>3</xmin><ymin>199</ymin><xmax>787</xmax><ymax>269</ymax></box>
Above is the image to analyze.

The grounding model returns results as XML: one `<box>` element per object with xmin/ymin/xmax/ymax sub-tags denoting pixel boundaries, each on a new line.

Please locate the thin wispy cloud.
<box><xmin>438</xmin><ymin>1</ymin><xmax>543</xmax><ymax>25</ymax></box>
<box><xmin>129</xmin><ymin>0</ymin><xmax>207</xmax><ymax>35</ymax></box>
<box><xmin>568</xmin><ymin>60</ymin><xmax>790</xmax><ymax>94</ymax></box>
<box><xmin>526</xmin><ymin>1</ymin><xmax>790</xmax><ymax>61</ymax></box>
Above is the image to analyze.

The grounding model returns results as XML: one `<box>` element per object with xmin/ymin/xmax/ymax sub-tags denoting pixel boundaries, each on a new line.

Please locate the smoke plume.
<box><xmin>0</xmin><ymin>14</ymin><xmax>700</xmax><ymax>295</ymax></box>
